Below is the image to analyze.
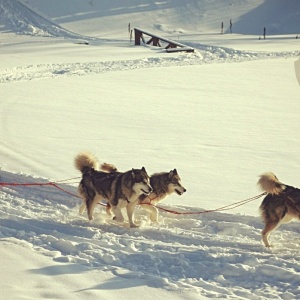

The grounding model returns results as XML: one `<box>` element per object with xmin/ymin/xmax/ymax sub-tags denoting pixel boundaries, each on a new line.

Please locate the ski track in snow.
<box><xmin>0</xmin><ymin>44</ymin><xmax>298</xmax><ymax>84</ymax></box>
<box><xmin>1</xmin><ymin>170</ymin><xmax>300</xmax><ymax>299</ymax></box>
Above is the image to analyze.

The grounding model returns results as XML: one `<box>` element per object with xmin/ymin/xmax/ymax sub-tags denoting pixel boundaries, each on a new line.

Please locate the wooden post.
<box><xmin>146</xmin><ymin>37</ymin><xmax>161</xmax><ymax>47</ymax></box>
<box><xmin>152</xmin><ymin>37</ymin><xmax>161</xmax><ymax>46</ymax></box>
<box><xmin>134</xmin><ymin>28</ymin><xmax>141</xmax><ymax>45</ymax></box>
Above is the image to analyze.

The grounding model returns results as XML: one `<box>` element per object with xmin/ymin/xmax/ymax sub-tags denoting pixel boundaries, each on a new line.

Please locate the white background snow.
<box><xmin>1</xmin><ymin>0</ymin><xmax>300</xmax><ymax>299</ymax></box>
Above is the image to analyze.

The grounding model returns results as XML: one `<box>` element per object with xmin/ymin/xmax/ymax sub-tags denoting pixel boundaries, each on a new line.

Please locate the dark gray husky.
<box><xmin>75</xmin><ymin>152</ymin><xmax>152</xmax><ymax>227</ymax></box>
<box><xmin>258</xmin><ymin>172</ymin><xmax>300</xmax><ymax>247</ymax></box>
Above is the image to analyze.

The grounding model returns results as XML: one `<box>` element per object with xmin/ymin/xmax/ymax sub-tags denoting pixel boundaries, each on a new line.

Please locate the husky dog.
<box><xmin>258</xmin><ymin>172</ymin><xmax>300</xmax><ymax>247</ymax></box>
<box><xmin>74</xmin><ymin>152</ymin><xmax>152</xmax><ymax>228</ymax></box>
<box><xmin>102</xmin><ymin>163</ymin><xmax>186</xmax><ymax>222</ymax></box>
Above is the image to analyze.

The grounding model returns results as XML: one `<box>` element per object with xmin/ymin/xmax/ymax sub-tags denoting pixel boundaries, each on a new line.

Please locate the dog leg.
<box><xmin>112</xmin><ymin>206</ymin><xmax>125</xmax><ymax>223</ymax></box>
<box><xmin>86</xmin><ymin>197</ymin><xmax>98</xmax><ymax>221</ymax></box>
<box><xmin>106</xmin><ymin>203</ymin><xmax>113</xmax><ymax>216</ymax></box>
<box><xmin>262</xmin><ymin>221</ymin><xmax>280</xmax><ymax>247</ymax></box>
<box><xmin>139</xmin><ymin>204</ymin><xmax>159</xmax><ymax>223</ymax></box>
<box><xmin>126</xmin><ymin>203</ymin><xmax>138</xmax><ymax>228</ymax></box>
<box><xmin>79</xmin><ymin>202</ymin><xmax>86</xmax><ymax>215</ymax></box>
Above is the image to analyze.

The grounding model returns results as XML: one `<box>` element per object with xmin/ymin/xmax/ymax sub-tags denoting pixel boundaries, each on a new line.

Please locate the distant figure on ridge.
<box><xmin>221</xmin><ymin>22</ymin><xmax>224</xmax><ymax>34</ymax></box>
<box><xmin>130</xmin><ymin>29</ymin><xmax>133</xmax><ymax>42</ymax></box>
<box><xmin>230</xmin><ymin>19</ymin><xmax>232</xmax><ymax>33</ymax></box>
<box><xmin>263</xmin><ymin>27</ymin><xmax>266</xmax><ymax>40</ymax></box>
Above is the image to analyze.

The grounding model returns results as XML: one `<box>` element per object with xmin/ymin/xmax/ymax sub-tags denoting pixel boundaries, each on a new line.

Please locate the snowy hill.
<box><xmin>1</xmin><ymin>0</ymin><xmax>300</xmax><ymax>299</ymax></box>
<box><xmin>1</xmin><ymin>0</ymin><xmax>300</xmax><ymax>38</ymax></box>
<box><xmin>0</xmin><ymin>0</ymin><xmax>93</xmax><ymax>39</ymax></box>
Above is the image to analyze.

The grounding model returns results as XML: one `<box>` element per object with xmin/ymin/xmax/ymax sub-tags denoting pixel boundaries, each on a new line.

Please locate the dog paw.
<box><xmin>150</xmin><ymin>221</ymin><xmax>159</xmax><ymax>227</ymax></box>
<box><xmin>130</xmin><ymin>223</ymin><xmax>139</xmax><ymax>228</ymax></box>
<box><xmin>150</xmin><ymin>217</ymin><xmax>158</xmax><ymax>223</ymax></box>
<box><xmin>113</xmin><ymin>216</ymin><xmax>124</xmax><ymax>223</ymax></box>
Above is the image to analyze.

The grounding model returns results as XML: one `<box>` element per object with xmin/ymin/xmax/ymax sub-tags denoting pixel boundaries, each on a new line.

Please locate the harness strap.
<box><xmin>143</xmin><ymin>194</ymin><xmax>158</xmax><ymax>204</ymax></box>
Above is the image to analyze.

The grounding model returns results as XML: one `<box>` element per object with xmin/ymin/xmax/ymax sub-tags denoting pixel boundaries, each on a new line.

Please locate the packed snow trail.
<box><xmin>0</xmin><ymin>44</ymin><xmax>297</xmax><ymax>84</ymax></box>
<box><xmin>1</xmin><ymin>170</ymin><xmax>300</xmax><ymax>299</ymax></box>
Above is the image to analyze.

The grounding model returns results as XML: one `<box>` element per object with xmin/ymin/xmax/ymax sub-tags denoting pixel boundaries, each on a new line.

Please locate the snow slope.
<box><xmin>5</xmin><ymin>0</ymin><xmax>300</xmax><ymax>37</ymax></box>
<box><xmin>0</xmin><ymin>0</ymin><xmax>92</xmax><ymax>39</ymax></box>
<box><xmin>1</xmin><ymin>0</ymin><xmax>300</xmax><ymax>299</ymax></box>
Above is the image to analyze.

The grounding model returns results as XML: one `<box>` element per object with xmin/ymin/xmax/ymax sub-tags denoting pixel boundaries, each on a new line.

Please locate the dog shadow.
<box><xmin>74</xmin><ymin>274</ymin><xmax>146</xmax><ymax>292</ymax></box>
<box><xmin>28</xmin><ymin>263</ymin><xmax>90</xmax><ymax>276</ymax></box>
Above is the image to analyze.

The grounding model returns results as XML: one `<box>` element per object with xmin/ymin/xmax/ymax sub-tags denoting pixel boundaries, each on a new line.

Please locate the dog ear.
<box><xmin>141</xmin><ymin>166</ymin><xmax>146</xmax><ymax>173</ymax></box>
<box><xmin>169</xmin><ymin>170</ymin><xmax>174</xmax><ymax>179</ymax></box>
<box><xmin>173</xmin><ymin>169</ymin><xmax>178</xmax><ymax>175</ymax></box>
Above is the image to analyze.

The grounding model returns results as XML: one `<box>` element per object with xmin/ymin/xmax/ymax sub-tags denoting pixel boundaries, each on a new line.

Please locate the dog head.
<box><xmin>132</xmin><ymin>167</ymin><xmax>153</xmax><ymax>196</ymax></box>
<box><xmin>167</xmin><ymin>169</ymin><xmax>186</xmax><ymax>195</ymax></box>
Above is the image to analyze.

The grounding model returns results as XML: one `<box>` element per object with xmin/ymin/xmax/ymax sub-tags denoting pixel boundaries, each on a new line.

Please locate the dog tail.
<box><xmin>74</xmin><ymin>152</ymin><xmax>99</xmax><ymax>173</ymax></box>
<box><xmin>100</xmin><ymin>163</ymin><xmax>118</xmax><ymax>173</ymax></box>
<box><xmin>257</xmin><ymin>172</ymin><xmax>285</xmax><ymax>195</ymax></box>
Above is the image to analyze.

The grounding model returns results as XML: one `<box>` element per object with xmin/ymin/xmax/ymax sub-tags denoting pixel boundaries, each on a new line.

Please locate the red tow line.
<box><xmin>150</xmin><ymin>192</ymin><xmax>267</xmax><ymax>215</ymax></box>
<box><xmin>0</xmin><ymin>180</ymin><xmax>81</xmax><ymax>199</ymax></box>
<box><xmin>0</xmin><ymin>179</ymin><xmax>267</xmax><ymax>215</ymax></box>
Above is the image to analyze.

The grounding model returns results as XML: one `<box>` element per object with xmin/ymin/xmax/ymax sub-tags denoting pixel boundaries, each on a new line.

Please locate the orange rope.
<box><xmin>0</xmin><ymin>180</ymin><xmax>81</xmax><ymax>199</ymax></box>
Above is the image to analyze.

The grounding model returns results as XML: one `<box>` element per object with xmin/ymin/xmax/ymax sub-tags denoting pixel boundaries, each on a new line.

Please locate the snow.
<box><xmin>1</xmin><ymin>0</ymin><xmax>300</xmax><ymax>299</ymax></box>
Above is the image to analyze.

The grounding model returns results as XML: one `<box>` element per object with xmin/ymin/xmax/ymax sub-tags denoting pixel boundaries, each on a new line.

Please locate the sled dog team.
<box><xmin>74</xmin><ymin>152</ymin><xmax>186</xmax><ymax>228</ymax></box>
<box><xmin>75</xmin><ymin>152</ymin><xmax>300</xmax><ymax>247</ymax></box>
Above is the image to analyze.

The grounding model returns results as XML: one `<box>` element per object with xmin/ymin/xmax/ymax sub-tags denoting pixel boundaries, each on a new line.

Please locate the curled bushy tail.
<box><xmin>258</xmin><ymin>172</ymin><xmax>285</xmax><ymax>195</ymax></box>
<box><xmin>100</xmin><ymin>162</ymin><xmax>118</xmax><ymax>173</ymax></box>
<box><xmin>74</xmin><ymin>152</ymin><xmax>98</xmax><ymax>173</ymax></box>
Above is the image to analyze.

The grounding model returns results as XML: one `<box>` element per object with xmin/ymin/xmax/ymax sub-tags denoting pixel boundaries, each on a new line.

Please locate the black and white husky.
<box><xmin>74</xmin><ymin>152</ymin><xmax>152</xmax><ymax>228</ymax></box>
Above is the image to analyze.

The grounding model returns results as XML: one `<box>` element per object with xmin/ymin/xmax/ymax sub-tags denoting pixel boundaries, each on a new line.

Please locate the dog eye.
<box><xmin>136</xmin><ymin>178</ymin><xmax>145</xmax><ymax>183</ymax></box>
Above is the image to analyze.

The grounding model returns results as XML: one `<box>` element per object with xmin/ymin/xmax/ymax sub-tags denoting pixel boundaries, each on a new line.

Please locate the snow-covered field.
<box><xmin>1</xmin><ymin>0</ymin><xmax>300</xmax><ymax>299</ymax></box>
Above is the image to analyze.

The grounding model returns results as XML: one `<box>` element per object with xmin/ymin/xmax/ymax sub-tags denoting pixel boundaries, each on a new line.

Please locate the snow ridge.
<box><xmin>0</xmin><ymin>46</ymin><xmax>297</xmax><ymax>83</ymax></box>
